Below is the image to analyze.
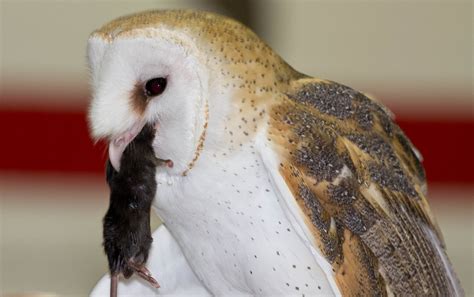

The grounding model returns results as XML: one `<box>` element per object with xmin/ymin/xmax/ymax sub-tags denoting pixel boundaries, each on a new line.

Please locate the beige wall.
<box><xmin>255</xmin><ymin>1</ymin><xmax>472</xmax><ymax>101</ymax></box>
<box><xmin>1</xmin><ymin>1</ymin><xmax>217</xmax><ymax>90</ymax></box>
<box><xmin>1</xmin><ymin>0</ymin><xmax>472</xmax><ymax>107</ymax></box>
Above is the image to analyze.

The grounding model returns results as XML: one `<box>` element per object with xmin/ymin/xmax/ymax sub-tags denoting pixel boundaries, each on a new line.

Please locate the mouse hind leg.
<box><xmin>90</xmin><ymin>225</ymin><xmax>211</xmax><ymax>297</ymax></box>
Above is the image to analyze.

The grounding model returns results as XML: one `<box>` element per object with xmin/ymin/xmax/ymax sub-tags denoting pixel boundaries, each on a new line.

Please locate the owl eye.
<box><xmin>144</xmin><ymin>77</ymin><xmax>167</xmax><ymax>97</ymax></box>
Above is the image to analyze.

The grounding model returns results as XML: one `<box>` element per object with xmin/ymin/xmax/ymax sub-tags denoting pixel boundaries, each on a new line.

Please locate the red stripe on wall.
<box><xmin>396</xmin><ymin>119</ymin><xmax>474</xmax><ymax>184</ymax></box>
<box><xmin>0</xmin><ymin>108</ymin><xmax>472</xmax><ymax>184</ymax></box>
<box><xmin>0</xmin><ymin>109</ymin><xmax>107</xmax><ymax>173</ymax></box>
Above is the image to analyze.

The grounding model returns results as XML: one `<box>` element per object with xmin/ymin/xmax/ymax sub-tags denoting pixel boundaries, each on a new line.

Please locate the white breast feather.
<box><xmin>256</xmin><ymin>130</ymin><xmax>342</xmax><ymax>296</ymax></box>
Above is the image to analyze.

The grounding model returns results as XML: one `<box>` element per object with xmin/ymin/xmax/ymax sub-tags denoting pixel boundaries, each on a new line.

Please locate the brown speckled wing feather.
<box><xmin>267</xmin><ymin>78</ymin><xmax>462</xmax><ymax>296</ymax></box>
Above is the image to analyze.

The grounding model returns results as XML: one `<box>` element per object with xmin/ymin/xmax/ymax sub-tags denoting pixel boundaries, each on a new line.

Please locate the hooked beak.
<box><xmin>108</xmin><ymin>121</ymin><xmax>145</xmax><ymax>171</ymax></box>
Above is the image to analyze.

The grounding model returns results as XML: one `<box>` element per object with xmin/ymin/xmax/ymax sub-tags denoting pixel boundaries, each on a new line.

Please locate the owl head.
<box><xmin>87</xmin><ymin>10</ymin><xmax>296</xmax><ymax>175</ymax></box>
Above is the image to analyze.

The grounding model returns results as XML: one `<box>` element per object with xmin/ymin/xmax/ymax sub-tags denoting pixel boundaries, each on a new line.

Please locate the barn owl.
<box><xmin>88</xmin><ymin>10</ymin><xmax>463</xmax><ymax>296</ymax></box>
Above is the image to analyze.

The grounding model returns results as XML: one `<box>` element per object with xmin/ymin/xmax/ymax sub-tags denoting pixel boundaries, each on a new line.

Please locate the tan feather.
<box><xmin>268</xmin><ymin>78</ymin><xmax>463</xmax><ymax>296</ymax></box>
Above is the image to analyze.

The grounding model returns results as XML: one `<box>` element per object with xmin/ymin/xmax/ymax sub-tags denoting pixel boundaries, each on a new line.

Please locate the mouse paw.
<box><xmin>128</xmin><ymin>260</ymin><xmax>160</xmax><ymax>288</ymax></box>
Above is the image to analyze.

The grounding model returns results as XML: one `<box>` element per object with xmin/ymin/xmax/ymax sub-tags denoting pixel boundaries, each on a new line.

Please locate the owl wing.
<box><xmin>259</xmin><ymin>77</ymin><xmax>462</xmax><ymax>296</ymax></box>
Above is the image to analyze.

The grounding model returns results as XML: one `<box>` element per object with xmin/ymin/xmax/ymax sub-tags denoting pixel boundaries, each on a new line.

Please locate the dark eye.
<box><xmin>144</xmin><ymin>77</ymin><xmax>167</xmax><ymax>97</ymax></box>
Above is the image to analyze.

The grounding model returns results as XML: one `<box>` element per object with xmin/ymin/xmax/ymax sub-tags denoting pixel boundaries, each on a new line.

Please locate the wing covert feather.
<box><xmin>266</xmin><ymin>78</ymin><xmax>463</xmax><ymax>296</ymax></box>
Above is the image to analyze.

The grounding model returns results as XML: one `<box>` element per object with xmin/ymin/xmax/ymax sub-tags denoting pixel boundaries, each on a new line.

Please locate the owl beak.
<box><xmin>108</xmin><ymin>121</ymin><xmax>146</xmax><ymax>171</ymax></box>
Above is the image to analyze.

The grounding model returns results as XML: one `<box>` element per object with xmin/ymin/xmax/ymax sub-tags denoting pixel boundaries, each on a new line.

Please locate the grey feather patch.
<box><xmin>369</xmin><ymin>162</ymin><xmax>417</xmax><ymax>197</ymax></box>
<box><xmin>346</xmin><ymin>133</ymin><xmax>398</xmax><ymax>165</ymax></box>
<box><xmin>295</xmin><ymin>141</ymin><xmax>345</xmax><ymax>182</ymax></box>
<box><xmin>327</xmin><ymin>179</ymin><xmax>357</xmax><ymax>205</ymax></box>
<box><xmin>292</xmin><ymin>82</ymin><xmax>357</xmax><ymax>119</ymax></box>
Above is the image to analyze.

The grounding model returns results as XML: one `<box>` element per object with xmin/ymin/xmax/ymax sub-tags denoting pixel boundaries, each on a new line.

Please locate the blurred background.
<box><xmin>1</xmin><ymin>0</ymin><xmax>472</xmax><ymax>296</ymax></box>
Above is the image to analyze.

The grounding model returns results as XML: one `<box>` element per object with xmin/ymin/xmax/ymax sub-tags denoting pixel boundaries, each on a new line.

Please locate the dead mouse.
<box><xmin>102</xmin><ymin>123</ymin><xmax>172</xmax><ymax>297</ymax></box>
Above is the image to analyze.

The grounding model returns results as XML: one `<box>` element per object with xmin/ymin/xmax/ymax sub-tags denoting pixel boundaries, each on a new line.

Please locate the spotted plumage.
<box><xmin>267</xmin><ymin>78</ymin><xmax>462</xmax><ymax>295</ymax></box>
<box><xmin>88</xmin><ymin>10</ymin><xmax>463</xmax><ymax>296</ymax></box>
